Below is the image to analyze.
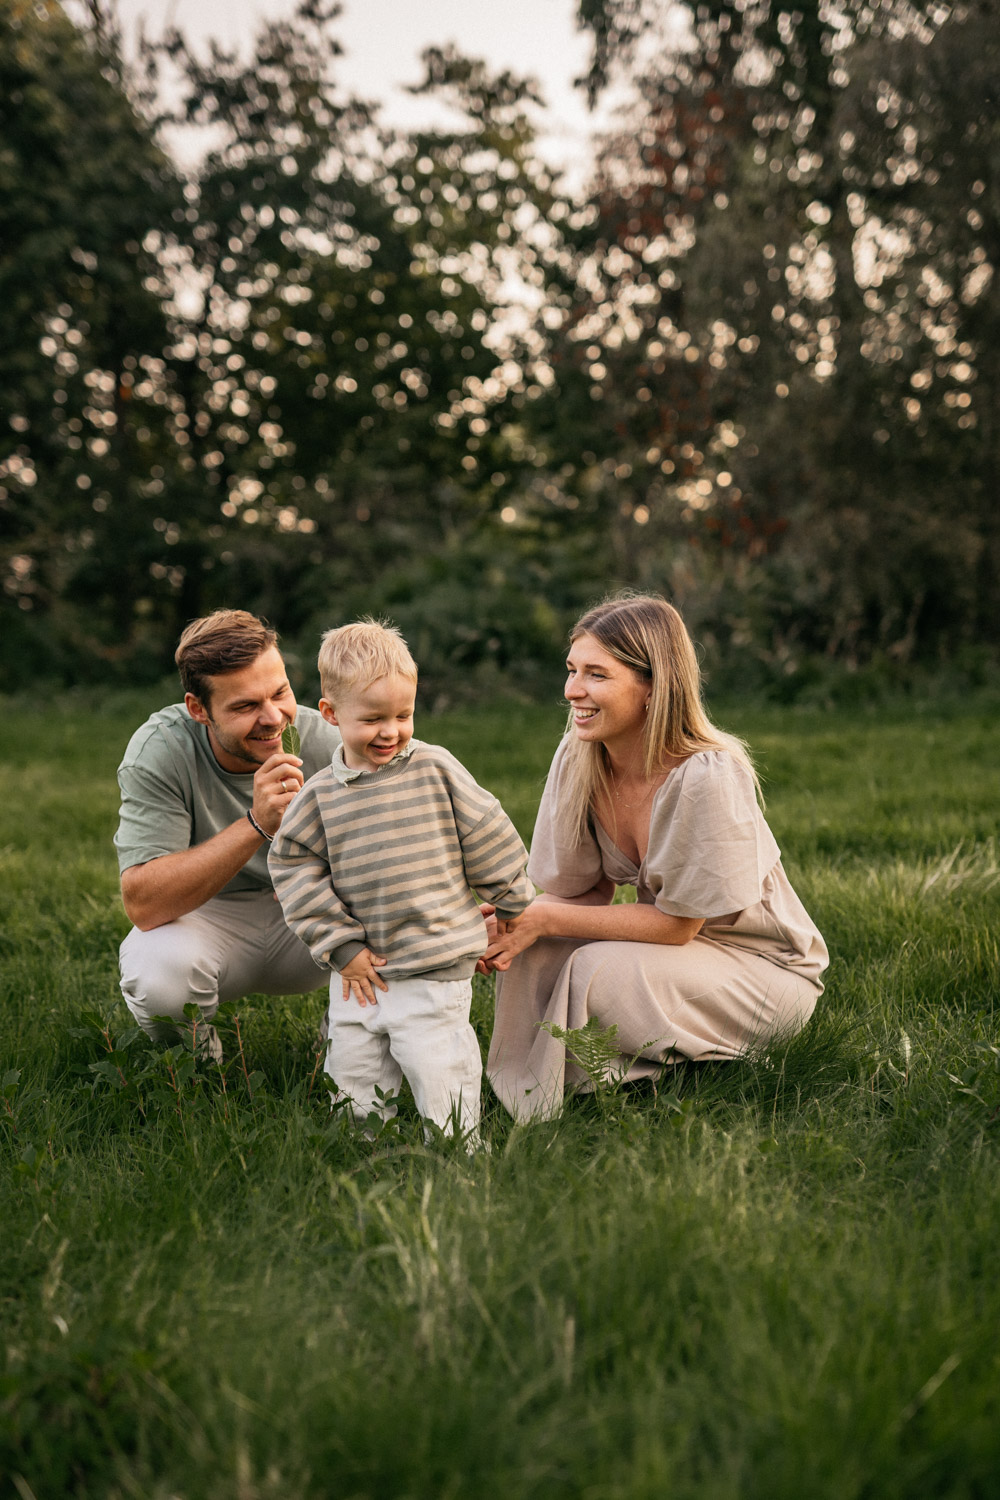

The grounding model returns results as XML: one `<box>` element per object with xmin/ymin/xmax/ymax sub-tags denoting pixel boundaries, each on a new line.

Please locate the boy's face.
<box><xmin>320</xmin><ymin>672</ymin><xmax>416</xmax><ymax>772</ymax></box>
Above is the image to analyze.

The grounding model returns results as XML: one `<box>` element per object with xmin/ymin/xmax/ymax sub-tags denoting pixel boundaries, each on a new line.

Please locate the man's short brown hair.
<box><xmin>175</xmin><ymin>610</ymin><xmax>279</xmax><ymax>704</ymax></box>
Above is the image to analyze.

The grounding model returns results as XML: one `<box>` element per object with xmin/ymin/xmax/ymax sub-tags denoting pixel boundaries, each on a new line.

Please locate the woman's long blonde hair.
<box><xmin>559</xmin><ymin>593</ymin><xmax>758</xmax><ymax>838</ymax></box>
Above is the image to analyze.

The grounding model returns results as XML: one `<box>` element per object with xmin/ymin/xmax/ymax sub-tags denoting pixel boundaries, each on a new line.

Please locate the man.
<box><xmin>116</xmin><ymin>609</ymin><xmax>341</xmax><ymax>1056</ymax></box>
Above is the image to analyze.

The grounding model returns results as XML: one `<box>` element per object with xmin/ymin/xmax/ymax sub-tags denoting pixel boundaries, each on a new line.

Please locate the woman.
<box><xmin>485</xmin><ymin>594</ymin><xmax>828</xmax><ymax>1121</ymax></box>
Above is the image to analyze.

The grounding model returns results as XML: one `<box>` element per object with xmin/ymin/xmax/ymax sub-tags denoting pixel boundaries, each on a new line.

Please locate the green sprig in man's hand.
<box><xmin>281</xmin><ymin>724</ymin><xmax>301</xmax><ymax>757</ymax></box>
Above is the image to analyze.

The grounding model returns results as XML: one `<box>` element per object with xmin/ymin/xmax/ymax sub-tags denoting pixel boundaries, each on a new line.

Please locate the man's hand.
<box><xmin>251</xmin><ymin>751</ymin><xmax>304</xmax><ymax>837</ymax></box>
<box><xmin>340</xmin><ymin>949</ymin><xmax>388</xmax><ymax>1007</ymax></box>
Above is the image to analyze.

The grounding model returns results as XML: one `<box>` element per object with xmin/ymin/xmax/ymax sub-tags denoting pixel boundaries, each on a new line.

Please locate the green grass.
<box><xmin>2</xmin><ymin>688</ymin><xmax>999</xmax><ymax>1497</ymax></box>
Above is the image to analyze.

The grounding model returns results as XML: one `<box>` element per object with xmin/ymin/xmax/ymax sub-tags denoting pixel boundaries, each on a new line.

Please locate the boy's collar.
<box><xmin>330</xmin><ymin>739</ymin><xmax>416</xmax><ymax>785</ymax></box>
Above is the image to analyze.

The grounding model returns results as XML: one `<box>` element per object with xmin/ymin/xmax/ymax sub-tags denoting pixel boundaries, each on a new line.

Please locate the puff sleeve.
<box><xmin>644</xmin><ymin>752</ymin><xmax>780</xmax><ymax>920</ymax></box>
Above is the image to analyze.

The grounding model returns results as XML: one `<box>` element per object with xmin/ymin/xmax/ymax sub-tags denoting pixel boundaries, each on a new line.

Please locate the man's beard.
<box><xmin>208</xmin><ymin>720</ymin><xmax>286</xmax><ymax>769</ymax></box>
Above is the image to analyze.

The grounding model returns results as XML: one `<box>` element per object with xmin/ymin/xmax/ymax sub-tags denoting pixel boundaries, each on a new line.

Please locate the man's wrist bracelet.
<box><xmin>246</xmin><ymin>808</ymin><xmax>273</xmax><ymax>841</ymax></box>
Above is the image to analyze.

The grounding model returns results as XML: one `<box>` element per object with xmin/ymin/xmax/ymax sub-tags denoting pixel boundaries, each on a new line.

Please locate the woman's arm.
<box><xmin>534</xmin><ymin>874</ymin><xmax>617</xmax><ymax>908</ymax></box>
<box><xmin>474</xmin><ymin>877</ymin><xmax>616</xmax><ymax>974</ymax></box>
<box><xmin>483</xmin><ymin>892</ymin><xmax>703</xmax><ymax>970</ymax></box>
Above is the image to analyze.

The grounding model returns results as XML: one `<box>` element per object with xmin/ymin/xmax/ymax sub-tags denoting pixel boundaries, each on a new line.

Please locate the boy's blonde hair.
<box><xmin>318</xmin><ymin>618</ymin><xmax>418</xmax><ymax>703</ymax></box>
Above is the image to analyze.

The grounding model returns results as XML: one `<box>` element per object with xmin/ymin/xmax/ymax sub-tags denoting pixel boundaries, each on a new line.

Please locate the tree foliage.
<box><xmin>0</xmin><ymin>0</ymin><xmax>184</xmax><ymax>676</ymax></box>
<box><xmin>564</xmin><ymin>0</ymin><xmax>1000</xmax><ymax>676</ymax></box>
<box><xmin>1</xmin><ymin>0</ymin><xmax>997</xmax><ymax>696</ymax></box>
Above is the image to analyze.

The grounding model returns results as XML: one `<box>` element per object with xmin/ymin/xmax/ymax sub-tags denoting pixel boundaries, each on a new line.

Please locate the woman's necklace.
<box><xmin>607</xmin><ymin>765</ymin><xmax>658</xmax><ymax>809</ymax></box>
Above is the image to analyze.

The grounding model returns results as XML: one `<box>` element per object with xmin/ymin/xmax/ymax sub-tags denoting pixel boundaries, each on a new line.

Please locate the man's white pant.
<box><xmin>326</xmin><ymin>975</ymin><xmax>482</xmax><ymax>1137</ymax></box>
<box><xmin>120</xmin><ymin>890</ymin><xmax>328</xmax><ymax>1053</ymax></box>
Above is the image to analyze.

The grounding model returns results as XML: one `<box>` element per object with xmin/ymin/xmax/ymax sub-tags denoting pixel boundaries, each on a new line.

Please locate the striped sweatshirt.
<box><xmin>268</xmin><ymin>739</ymin><xmax>534</xmax><ymax>981</ymax></box>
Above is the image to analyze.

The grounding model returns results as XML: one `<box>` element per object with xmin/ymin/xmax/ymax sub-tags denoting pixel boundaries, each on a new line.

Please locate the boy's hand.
<box><xmin>340</xmin><ymin>949</ymin><xmax>388</xmax><ymax>1007</ymax></box>
<box><xmin>475</xmin><ymin>902</ymin><xmax>508</xmax><ymax>975</ymax></box>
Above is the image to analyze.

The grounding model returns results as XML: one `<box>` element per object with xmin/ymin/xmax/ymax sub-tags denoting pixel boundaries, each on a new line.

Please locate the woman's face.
<box><xmin>564</xmin><ymin>632</ymin><xmax>651</xmax><ymax>756</ymax></box>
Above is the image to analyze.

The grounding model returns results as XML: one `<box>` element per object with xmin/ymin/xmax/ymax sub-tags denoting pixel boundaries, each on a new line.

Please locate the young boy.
<box><xmin>268</xmin><ymin>620</ymin><xmax>534</xmax><ymax>1140</ymax></box>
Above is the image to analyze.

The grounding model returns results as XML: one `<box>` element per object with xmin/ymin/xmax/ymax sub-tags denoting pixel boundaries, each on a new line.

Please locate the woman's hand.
<box><xmin>483</xmin><ymin>901</ymin><xmax>551</xmax><ymax>972</ymax></box>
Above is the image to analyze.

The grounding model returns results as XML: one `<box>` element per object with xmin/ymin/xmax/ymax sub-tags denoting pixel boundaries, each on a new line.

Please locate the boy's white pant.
<box><xmin>326</xmin><ymin>975</ymin><xmax>482</xmax><ymax>1136</ymax></box>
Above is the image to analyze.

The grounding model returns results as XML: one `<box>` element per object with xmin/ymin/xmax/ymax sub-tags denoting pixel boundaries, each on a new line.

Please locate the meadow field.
<box><xmin>1</xmin><ymin>687</ymin><xmax>999</xmax><ymax>1498</ymax></box>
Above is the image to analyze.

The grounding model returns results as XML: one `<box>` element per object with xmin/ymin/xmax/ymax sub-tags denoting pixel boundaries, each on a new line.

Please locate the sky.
<box><xmin>98</xmin><ymin>0</ymin><xmax>614</xmax><ymax>182</ymax></box>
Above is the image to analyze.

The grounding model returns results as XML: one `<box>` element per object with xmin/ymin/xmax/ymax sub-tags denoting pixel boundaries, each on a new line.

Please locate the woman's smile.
<box><xmin>565</xmin><ymin>633</ymin><xmax>650</xmax><ymax>752</ymax></box>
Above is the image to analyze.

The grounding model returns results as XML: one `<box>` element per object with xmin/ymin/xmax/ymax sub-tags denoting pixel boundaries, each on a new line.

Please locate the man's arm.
<box><xmin>120</xmin><ymin>752</ymin><xmax>302</xmax><ymax>930</ymax></box>
<box><xmin>121</xmin><ymin>820</ymin><xmax>267</xmax><ymax>930</ymax></box>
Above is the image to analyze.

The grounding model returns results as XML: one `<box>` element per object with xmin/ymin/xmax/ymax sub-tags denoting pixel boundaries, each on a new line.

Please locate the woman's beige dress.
<box><xmin>487</xmin><ymin>739</ymin><xmax>829</xmax><ymax>1120</ymax></box>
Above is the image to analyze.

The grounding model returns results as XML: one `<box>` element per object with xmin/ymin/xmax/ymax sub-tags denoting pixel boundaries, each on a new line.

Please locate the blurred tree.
<box><xmin>149</xmin><ymin>20</ymin><xmax>568</xmax><ymax>696</ymax></box>
<box><xmin>824</xmin><ymin>0</ymin><xmax>1000</xmax><ymax>659</ymax></box>
<box><xmin>0</xmin><ymin>0</ymin><xmax>184</xmax><ymax>681</ymax></box>
<box><xmin>565</xmin><ymin>0</ymin><xmax>1000</xmax><ymax>678</ymax></box>
<box><xmin>519</xmin><ymin>48</ymin><xmax>751</xmax><ymax>626</ymax></box>
<box><xmin>0</xmin><ymin>1</ymin><xmax>571</xmax><ymax>695</ymax></box>
<box><xmin>3</xmin><ymin>0</ymin><xmax>995</xmax><ymax>696</ymax></box>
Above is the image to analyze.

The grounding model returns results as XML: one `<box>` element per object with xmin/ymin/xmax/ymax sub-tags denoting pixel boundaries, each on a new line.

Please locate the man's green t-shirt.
<box><xmin>114</xmin><ymin>703</ymin><xmax>341</xmax><ymax>895</ymax></box>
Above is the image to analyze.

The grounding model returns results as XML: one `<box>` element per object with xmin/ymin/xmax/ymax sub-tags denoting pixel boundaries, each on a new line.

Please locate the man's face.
<box><xmin>185</xmin><ymin>646</ymin><xmax>298</xmax><ymax>773</ymax></box>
